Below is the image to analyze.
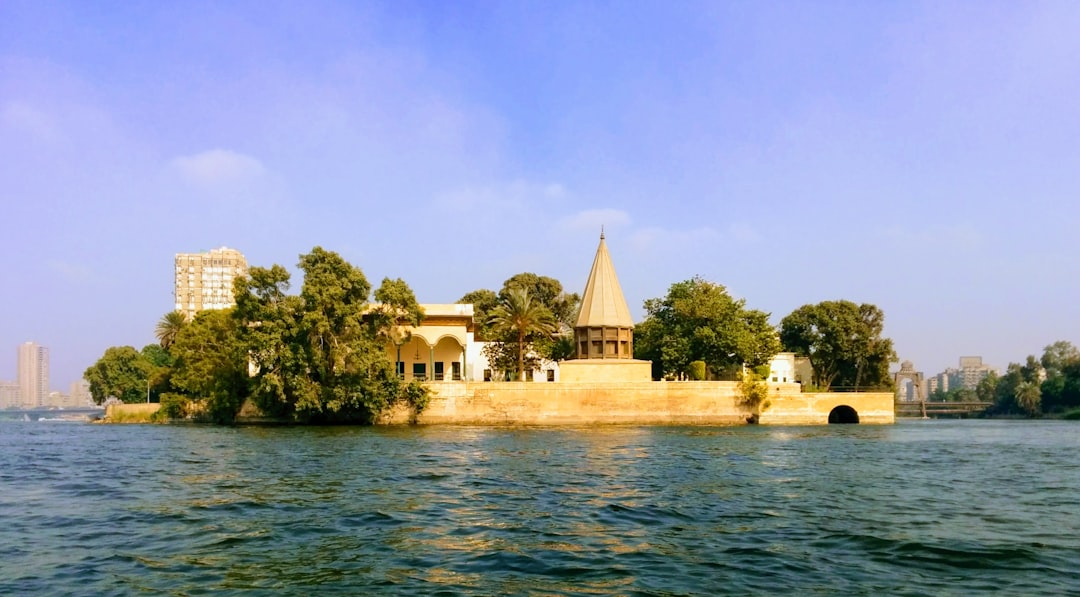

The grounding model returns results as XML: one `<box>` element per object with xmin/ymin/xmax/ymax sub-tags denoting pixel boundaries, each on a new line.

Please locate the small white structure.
<box><xmin>767</xmin><ymin>353</ymin><xmax>796</xmax><ymax>383</ymax></box>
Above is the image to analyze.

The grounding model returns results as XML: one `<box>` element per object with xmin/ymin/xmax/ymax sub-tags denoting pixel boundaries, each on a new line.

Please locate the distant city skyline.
<box><xmin>3</xmin><ymin>2</ymin><xmax>1079</xmax><ymax>387</ymax></box>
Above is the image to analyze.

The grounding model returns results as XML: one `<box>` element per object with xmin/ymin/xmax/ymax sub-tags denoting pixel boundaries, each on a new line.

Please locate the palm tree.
<box><xmin>156</xmin><ymin>311</ymin><xmax>188</xmax><ymax>350</ymax></box>
<box><xmin>488</xmin><ymin>286</ymin><xmax>558</xmax><ymax>381</ymax></box>
<box><xmin>1014</xmin><ymin>381</ymin><xmax>1042</xmax><ymax>416</ymax></box>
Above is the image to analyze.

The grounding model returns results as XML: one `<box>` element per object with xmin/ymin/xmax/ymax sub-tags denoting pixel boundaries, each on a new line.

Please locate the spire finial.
<box><xmin>600</xmin><ymin>225</ymin><xmax>605</xmax><ymax>240</ymax></box>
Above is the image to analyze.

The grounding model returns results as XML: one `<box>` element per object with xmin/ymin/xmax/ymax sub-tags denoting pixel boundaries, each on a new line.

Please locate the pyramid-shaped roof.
<box><xmin>575</xmin><ymin>233</ymin><xmax>635</xmax><ymax>328</ymax></box>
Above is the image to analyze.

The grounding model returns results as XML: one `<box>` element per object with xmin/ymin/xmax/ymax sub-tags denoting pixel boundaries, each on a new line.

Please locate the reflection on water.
<box><xmin>1</xmin><ymin>420</ymin><xmax>1079</xmax><ymax>594</ymax></box>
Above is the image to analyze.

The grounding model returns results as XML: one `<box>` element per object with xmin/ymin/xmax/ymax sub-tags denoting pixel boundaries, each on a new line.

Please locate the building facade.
<box><xmin>174</xmin><ymin>247</ymin><xmax>248</xmax><ymax>319</ymax></box>
<box><xmin>0</xmin><ymin>380</ymin><xmax>19</xmax><ymax>409</ymax></box>
<box><xmin>17</xmin><ymin>341</ymin><xmax>49</xmax><ymax>408</ymax></box>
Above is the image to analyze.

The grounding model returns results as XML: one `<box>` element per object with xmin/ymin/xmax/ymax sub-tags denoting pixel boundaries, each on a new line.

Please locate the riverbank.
<box><xmin>103</xmin><ymin>381</ymin><xmax>894</xmax><ymax>425</ymax></box>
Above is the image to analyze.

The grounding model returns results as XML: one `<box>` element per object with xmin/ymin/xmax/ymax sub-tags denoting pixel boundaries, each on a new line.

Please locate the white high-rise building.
<box><xmin>174</xmin><ymin>247</ymin><xmax>248</xmax><ymax>320</ymax></box>
<box><xmin>17</xmin><ymin>342</ymin><xmax>49</xmax><ymax>408</ymax></box>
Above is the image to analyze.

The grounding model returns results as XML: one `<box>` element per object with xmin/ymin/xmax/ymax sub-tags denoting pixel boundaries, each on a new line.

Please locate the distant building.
<box><xmin>929</xmin><ymin>357</ymin><xmax>997</xmax><ymax>395</ymax></box>
<box><xmin>174</xmin><ymin>247</ymin><xmax>248</xmax><ymax>320</ymax></box>
<box><xmin>957</xmin><ymin>356</ymin><xmax>995</xmax><ymax>389</ymax></box>
<box><xmin>70</xmin><ymin>380</ymin><xmax>93</xmax><ymax>407</ymax></box>
<box><xmin>17</xmin><ymin>341</ymin><xmax>49</xmax><ymax>408</ymax></box>
<box><xmin>0</xmin><ymin>380</ymin><xmax>19</xmax><ymax>409</ymax></box>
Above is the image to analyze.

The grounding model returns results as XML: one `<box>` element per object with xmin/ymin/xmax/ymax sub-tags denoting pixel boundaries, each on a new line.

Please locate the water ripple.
<box><xmin>2</xmin><ymin>420</ymin><xmax>1080</xmax><ymax>594</ymax></box>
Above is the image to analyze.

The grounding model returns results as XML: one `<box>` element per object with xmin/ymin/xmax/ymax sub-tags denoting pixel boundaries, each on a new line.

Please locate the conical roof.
<box><xmin>575</xmin><ymin>233</ymin><xmax>635</xmax><ymax>328</ymax></box>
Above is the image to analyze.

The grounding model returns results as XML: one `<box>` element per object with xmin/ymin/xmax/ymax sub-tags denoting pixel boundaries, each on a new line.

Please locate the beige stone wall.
<box><xmin>104</xmin><ymin>403</ymin><xmax>162</xmax><ymax>423</ymax></box>
<box><xmin>558</xmin><ymin>359</ymin><xmax>653</xmax><ymax>383</ymax></box>
<box><xmin>382</xmin><ymin>381</ymin><xmax>895</xmax><ymax>426</ymax></box>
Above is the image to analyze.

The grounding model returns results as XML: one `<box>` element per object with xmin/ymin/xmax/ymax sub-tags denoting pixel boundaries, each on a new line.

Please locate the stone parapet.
<box><xmin>381</xmin><ymin>382</ymin><xmax>895</xmax><ymax>426</ymax></box>
<box><xmin>103</xmin><ymin>403</ymin><xmax>161</xmax><ymax>423</ymax></box>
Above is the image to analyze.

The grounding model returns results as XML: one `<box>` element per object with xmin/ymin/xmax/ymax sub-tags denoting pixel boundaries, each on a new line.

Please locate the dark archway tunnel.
<box><xmin>828</xmin><ymin>405</ymin><xmax>860</xmax><ymax>424</ymax></box>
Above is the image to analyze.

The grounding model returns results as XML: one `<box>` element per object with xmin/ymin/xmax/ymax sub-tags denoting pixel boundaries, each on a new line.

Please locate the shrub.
<box><xmin>688</xmin><ymin>360</ymin><xmax>706</xmax><ymax>381</ymax></box>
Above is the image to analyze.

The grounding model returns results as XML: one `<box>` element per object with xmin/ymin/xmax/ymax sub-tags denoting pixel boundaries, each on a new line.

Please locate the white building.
<box><xmin>174</xmin><ymin>247</ymin><xmax>248</xmax><ymax>319</ymax></box>
<box><xmin>17</xmin><ymin>342</ymin><xmax>49</xmax><ymax>408</ymax></box>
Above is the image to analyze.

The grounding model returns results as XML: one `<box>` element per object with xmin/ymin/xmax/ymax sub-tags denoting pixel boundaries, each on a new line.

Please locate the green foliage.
<box><xmin>168</xmin><ymin>308</ymin><xmax>250</xmax><ymax>423</ymax></box>
<box><xmin>976</xmin><ymin>371</ymin><xmax>999</xmax><ymax>403</ymax></box>
<box><xmin>779</xmin><ymin>300</ymin><xmax>896</xmax><ymax>391</ymax></box>
<box><xmin>231</xmin><ymin>247</ymin><xmax>417</xmax><ymax>423</ymax></box>
<box><xmin>990</xmin><ymin>356</ymin><xmax>1044</xmax><ymax>416</ymax></box>
<box><xmin>499</xmin><ymin>273</ymin><xmax>580</xmax><ymax>330</ymax></box>
<box><xmin>461</xmin><ymin>274</ymin><xmax>578</xmax><ymax>364</ymax></box>
<box><xmin>155</xmin><ymin>310</ymin><xmax>188</xmax><ymax>350</ymax></box>
<box><xmin>929</xmin><ymin>386</ymin><xmax>977</xmax><ymax>402</ymax></box>
<box><xmin>372</xmin><ymin>277</ymin><xmax>425</xmax><ymax>373</ymax></box>
<box><xmin>634</xmin><ymin>277</ymin><xmax>780</xmax><ymax>380</ymax></box>
<box><xmin>1039</xmin><ymin>341</ymin><xmax>1080</xmax><ymax>413</ymax></box>
<box><xmin>458</xmin><ymin>289</ymin><xmax>499</xmax><ymax>341</ymax></box>
<box><xmin>84</xmin><ymin>346</ymin><xmax>152</xmax><ymax>404</ymax></box>
<box><xmin>688</xmin><ymin>360</ymin><xmax>706</xmax><ymax>381</ymax></box>
<box><xmin>141</xmin><ymin>343</ymin><xmax>173</xmax><ymax>368</ymax></box>
<box><xmin>487</xmin><ymin>286</ymin><xmax>558</xmax><ymax>381</ymax></box>
<box><xmin>401</xmin><ymin>380</ymin><xmax>431</xmax><ymax>416</ymax></box>
<box><xmin>155</xmin><ymin>392</ymin><xmax>195</xmax><ymax>421</ymax></box>
<box><xmin>737</xmin><ymin>369</ymin><xmax>772</xmax><ymax>421</ymax></box>
<box><xmin>1062</xmin><ymin>408</ymin><xmax>1080</xmax><ymax>420</ymax></box>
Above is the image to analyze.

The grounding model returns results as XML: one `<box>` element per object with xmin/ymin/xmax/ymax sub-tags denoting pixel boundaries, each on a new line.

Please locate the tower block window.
<box><xmin>572</xmin><ymin>233</ymin><xmax>636</xmax><ymax>360</ymax></box>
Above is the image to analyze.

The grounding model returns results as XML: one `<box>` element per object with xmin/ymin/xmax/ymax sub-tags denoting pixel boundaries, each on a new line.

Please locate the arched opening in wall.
<box><xmin>828</xmin><ymin>405</ymin><xmax>860</xmax><ymax>424</ymax></box>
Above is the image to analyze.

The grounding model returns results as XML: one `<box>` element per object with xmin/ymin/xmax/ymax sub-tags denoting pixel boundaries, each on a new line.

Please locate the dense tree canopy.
<box><xmin>372</xmin><ymin>277</ymin><xmax>425</xmax><ymax>373</ymax></box>
<box><xmin>232</xmin><ymin>247</ymin><xmax>420</xmax><ymax>423</ymax></box>
<box><xmin>165</xmin><ymin>308</ymin><xmax>250</xmax><ymax>423</ymax></box>
<box><xmin>779</xmin><ymin>300</ymin><xmax>896</xmax><ymax>391</ymax></box>
<box><xmin>634</xmin><ymin>277</ymin><xmax>780</xmax><ymax>380</ymax></box>
<box><xmin>86</xmin><ymin>247</ymin><xmax>428</xmax><ymax>423</ymax></box>
<box><xmin>458</xmin><ymin>272</ymin><xmax>578</xmax><ymax>378</ymax></box>
<box><xmin>84</xmin><ymin>346</ymin><xmax>152</xmax><ymax>404</ymax></box>
<box><xmin>984</xmin><ymin>341</ymin><xmax>1080</xmax><ymax>416</ymax></box>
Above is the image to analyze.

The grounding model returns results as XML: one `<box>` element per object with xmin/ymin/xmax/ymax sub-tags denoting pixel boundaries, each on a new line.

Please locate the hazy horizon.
<box><xmin>3</xmin><ymin>1</ymin><xmax>1079</xmax><ymax>389</ymax></box>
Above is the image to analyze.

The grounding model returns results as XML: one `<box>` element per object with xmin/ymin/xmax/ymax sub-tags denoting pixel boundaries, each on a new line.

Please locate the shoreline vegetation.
<box><xmin>84</xmin><ymin>246</ymin><xmax>1077</xmax><ymax>425</ymax></box>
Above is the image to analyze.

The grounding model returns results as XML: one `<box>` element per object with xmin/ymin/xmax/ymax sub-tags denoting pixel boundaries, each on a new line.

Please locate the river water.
<box><xmin>1</xmin><ymin>419</ymin><xmax>1078</xmax><ymax>595</ymax></box>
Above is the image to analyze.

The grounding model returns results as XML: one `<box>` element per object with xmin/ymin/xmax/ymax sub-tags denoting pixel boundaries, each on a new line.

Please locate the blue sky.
<box><xmin>3</xmin><ymin>1</ymin><xmax>1079</xmax><ymax>389</ymax></box>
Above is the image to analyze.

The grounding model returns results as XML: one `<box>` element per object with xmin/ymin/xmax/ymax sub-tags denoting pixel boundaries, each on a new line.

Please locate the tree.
<box><xmin>976</xmin><ymin>371</ymin><xmax>999</xmax><ymax>403</ymax></box>
<box><xmin>141</xmin><ymin>344</ymin><xmax>174</xmax><ymax>403</ymax></box>
<box><xmin>458</xmin><ymin>289</ymin><xmax>499</xmax><ymax>341</ymax></box>
<box><xmin>779</xmin><ymin>300</ymin><xmax>896</xmax><ymax>391</ymax></box>
<box><xmin>991</xmin><ymin>356</ymin><xmax>1043</xmax><ymax>416</ymax></box>
<box><xmin>372</xmin><ymin>277</ymin><xmax>425</xmax><ymax>378</ymax></box>
<box><xmin>1014</xmin><ymin>381</ymin><xmax>1042</xmax><ymax>417</ymax></box>
<box><xmin>84</xmin><ymin>346</ymin><xmax>152</xmax><ymax>404</ymax></box>
<box><xmin>166</xmin><ymin>308</ymin><xmax>251</xmax><ymax>423</ymax></box>
<box><xmin>499</xmin><ymin>273</ymin><xmax>580</xmax><ymax>330</ymax></box>
<box><xmin>1040</xmin><ymin>341</ymin><xmax>1080</xmax><ymax>413</ymax></box>
<box><xmin>634</xmin><ymin>277</ymin><xmax>780</xmax><ymax>380</ymax></box>
<box><xmin>232</xmin><ymin>247</ymin><xmax>419</xmax><ymax>423</ymax></box>
<box><xmin>461</xmin><ymin>273</ymin><xmax>579</xmax><ymax>359</ymax></box>
<box><xmin>155</xmin><ymin>311</ymin><xmax>187</xmax><ymax>350</ymax></box>
<box><xmin>487</xmin><ymin>286</ymin><xmax>558</xmax><ymax>380</ymax></box>
<box><xmin>233</xmin><ymin>263</ymin><xmax>304</xmax><ymax>419</ymax></box>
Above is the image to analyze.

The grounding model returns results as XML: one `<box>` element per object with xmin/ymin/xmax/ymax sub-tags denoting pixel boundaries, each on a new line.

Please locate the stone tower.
<box><xmin>573</xmin><ymin>232</ymin><xmax>635</xmax><ymax>359</ymax></box>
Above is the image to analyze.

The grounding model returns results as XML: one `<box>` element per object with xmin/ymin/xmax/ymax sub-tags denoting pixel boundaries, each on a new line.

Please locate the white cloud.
<box><xmin>170</xmin><ymin>149</ymin><xmax>267</xmax><ymax>186</ymax></box>
<box><xmin>557</xmin><ymin>208</ymin><xmax>631</xmax><ymax>233</ymax></box>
